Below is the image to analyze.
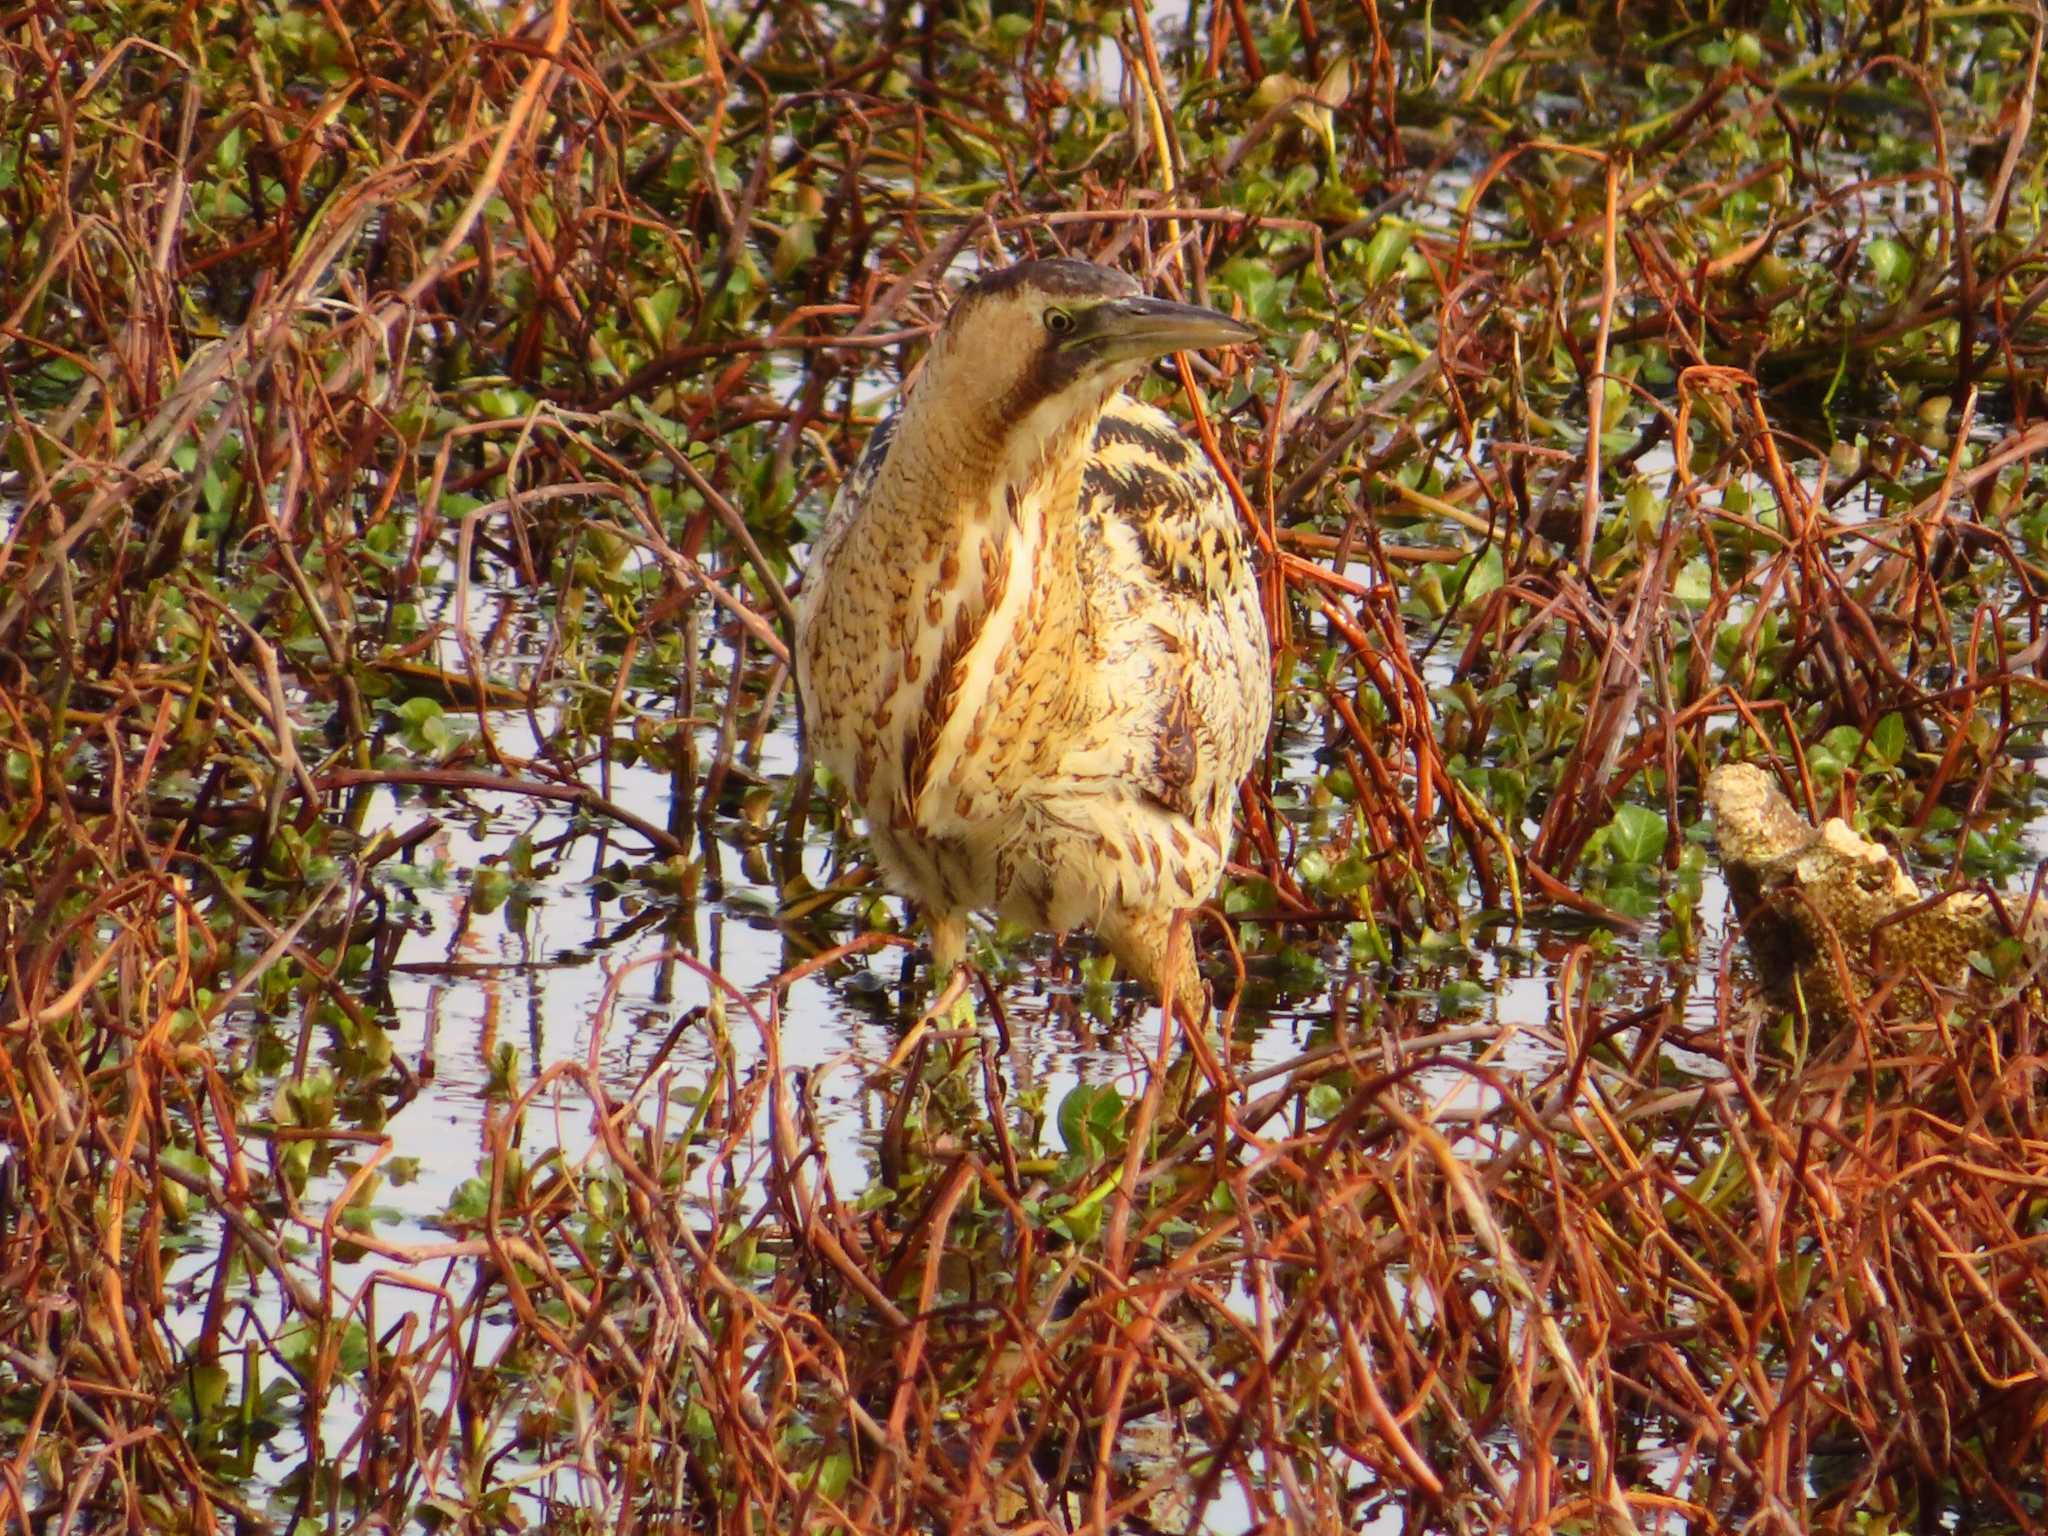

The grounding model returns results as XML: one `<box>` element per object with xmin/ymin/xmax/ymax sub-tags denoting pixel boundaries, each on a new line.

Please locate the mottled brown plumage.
<box><xmin>794</xmin><ymin>259</ymin><xmax>1270</xmax><ymax>1010</ymax></box>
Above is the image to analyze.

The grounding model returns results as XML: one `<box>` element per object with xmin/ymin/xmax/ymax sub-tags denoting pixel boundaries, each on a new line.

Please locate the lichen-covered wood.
<box><xmin>1705</xmin><ymin>763</ymin><xmax>2008</xmax><ymax>1021</ymax></box>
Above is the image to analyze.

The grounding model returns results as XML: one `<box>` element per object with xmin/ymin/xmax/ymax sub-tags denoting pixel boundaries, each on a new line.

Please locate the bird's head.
<box><xmin>914</xmin><ymin>259</ymin><xmax>1257</xmax><ymax>461</ymax></box>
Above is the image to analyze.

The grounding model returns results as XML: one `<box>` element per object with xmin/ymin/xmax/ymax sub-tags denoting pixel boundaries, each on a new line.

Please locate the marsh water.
<box><xmin>9</xmin><ymin>2</ymin><xmax>2048</xmax><ymax>1529</ymax></box>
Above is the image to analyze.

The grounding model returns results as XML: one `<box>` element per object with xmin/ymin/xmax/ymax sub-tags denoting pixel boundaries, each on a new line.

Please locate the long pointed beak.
<box><xmin>1069</xmin><ymin>295</ymin><xmax>1259</xmax><ymax>365</ymax></box>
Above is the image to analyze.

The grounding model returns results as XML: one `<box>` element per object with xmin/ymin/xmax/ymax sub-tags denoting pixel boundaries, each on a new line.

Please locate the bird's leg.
<box><xmin>921</xmin><ymin>909</ymin><xmax>975</xmax><ymax>1033</ymax></box>
<box><xmin>1102</xmin><ymin>907</ymin><xmax>1228</xmax><ymax>1123</ymax></box>
<box><xmin>1100</xmin><ymin>907</ymin><xmax>1210</xmax><ymax>1027</ymax></box>
<box><xmin>927</xmin><ymin>909</ymin><xmax>969</xmax><ymax>987</ymax></box>
<box><xmin>882</xmin><ymin>910</ymin><xmax>975</xmax><ymax>1075</ymax></box>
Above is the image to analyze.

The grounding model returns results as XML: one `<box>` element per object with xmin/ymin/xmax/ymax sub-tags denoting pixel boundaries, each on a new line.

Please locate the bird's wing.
<box><xmin>1070</xmin><ymin>395</ymin><xmax>1272</xmax><ymax>841</ymax></box>
<box><xmin>1081</xmin><ymin>399</ymin><xmax>1248</xmax><ymax>607</ymax></box>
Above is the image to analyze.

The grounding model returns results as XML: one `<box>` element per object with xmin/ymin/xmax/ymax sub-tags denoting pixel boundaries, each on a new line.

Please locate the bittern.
<box><xmin>794</xmin><ymin>259</ymin><xmax>1271</xmax><ymax>1011</ymax></box>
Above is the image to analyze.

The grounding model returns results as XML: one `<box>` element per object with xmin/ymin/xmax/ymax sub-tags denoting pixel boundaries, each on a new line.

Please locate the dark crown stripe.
<box><xmin>958</xmin><ymin>258</ymin><xmax>1140</xmax><ymax>304</ymax></box>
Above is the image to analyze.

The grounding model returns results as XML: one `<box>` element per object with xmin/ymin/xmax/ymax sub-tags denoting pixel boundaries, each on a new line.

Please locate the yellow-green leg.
<box><xmin>1101</xmin><ymin>906</ymin><xmax>1209</xmax><ymax>1023</ymax></box>
<box><xmin>927</xmin><ymin>910</ymin><xmax>968</xmax><ymax>983</ymax></box>
<box><xmin>884</xmin><ymin>911</ymin><xmax>974</xmax><ymax>1072</ymax></box>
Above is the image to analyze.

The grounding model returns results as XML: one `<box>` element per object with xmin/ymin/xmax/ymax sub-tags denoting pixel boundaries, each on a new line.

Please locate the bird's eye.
<box><xmin>1044</xmin><ymin>308</ymin><xmax>1075</xmax><ymax>335</ymax></box>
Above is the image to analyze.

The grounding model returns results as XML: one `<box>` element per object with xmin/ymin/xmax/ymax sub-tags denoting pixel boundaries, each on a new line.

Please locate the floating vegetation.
<box><xmin>4</xmin><ymin>0</ymin><xmax>2048</xmax><ymax>1530</ymax></box>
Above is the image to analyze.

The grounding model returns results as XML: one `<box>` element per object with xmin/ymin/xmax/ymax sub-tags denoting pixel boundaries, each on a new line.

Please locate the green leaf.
<box><xmin>445</xmin><ymin>1176</ymin><xmax>490</xmax><ymax>1224</ymax></box>
<box><xmin>1347</xmin><ymin>919</ymin><xmax>1390</xmax><ymax>964</ymax></box>
<box><xmin>184</xmin><ymin>1362</ymin><xmax>231</xmax><ymax>1422</ymax></box>
<box><xmin>815</xmin><ymin>1450</ymin><xmax>853</xmax><ymax>1500</ymax></box>
<box><xmin>1056</xmin><ymin>1083</ymin><xmax>1126</xmax><ymax>1160</ymax></box>
<box><xmin>472</xmin><ymin>866</ymin><xmax>512</xmax><ymax>915</ymax></box>
<box><xmin>1078</xmin><ymin>952</ymin><xmax>1116</xmax><ymax>989</ymax></box>
<box><xmin>1457</xmin><ymin>546</ymin><xmax>1504</xmax><ymax>605</ymax></box>
<box><xmin>1673</xmin><ymin>556</ymin><xmax>1713</xmax><ymax>607</ymax></box>
<box><xmin>1361</xmin><ymin>221</ymin><xmax>1414</xmax><ymax>287</ymax></box>
<box><xmin>1605</xmin><ymin>803</ymin><xmax>1668</xmax><ymax>867</ymax></box>
<box><xmin>1214</xmin><ymin>257</ymin><xmax>1282</xmax><ymax>326</ymax></box>
<box><xmin>1821</xmin><ymin>724</ymin><xmax>1866</xmax><ymax>765</ymax></box>
<box><xmin>1436</xmin><ymin>978</ymin><xmax>1488</xmax><ymax>1015</ymax></box>
<box><xmin>395</xmin><ymin>696</ymin><xmax>443</xmax><ymax>726</ymax></box>
<box><xmin>1866</xmin><ymin>237</ymin><xmax>1912</xmax><ymax>287</ymax></box>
